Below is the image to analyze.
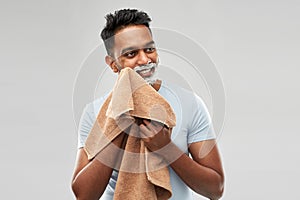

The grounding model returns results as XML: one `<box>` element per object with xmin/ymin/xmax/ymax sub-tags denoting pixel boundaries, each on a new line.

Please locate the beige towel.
<box><xmin>84</xmin><ymin>68</ymin><xmax>176</xmax><ymax>200</ymax></box>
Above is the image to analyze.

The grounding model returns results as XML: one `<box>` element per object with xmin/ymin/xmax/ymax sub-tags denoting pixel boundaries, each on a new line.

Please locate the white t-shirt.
<box><xmin>77</xmin><ymin>81</ymin><xmax>215</xmax><ymax>200</ymax></box>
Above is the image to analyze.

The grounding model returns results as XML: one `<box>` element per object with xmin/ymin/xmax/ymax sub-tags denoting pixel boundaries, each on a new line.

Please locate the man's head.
<box><xmin>100</xmin><ymin>9</ymin><xmax>159</xmax><ymax>84</ymax></box>
<box><xmin>101</xmin><ymin>9</ymin><xmax>152</xmax><ymax>56</ymax></box>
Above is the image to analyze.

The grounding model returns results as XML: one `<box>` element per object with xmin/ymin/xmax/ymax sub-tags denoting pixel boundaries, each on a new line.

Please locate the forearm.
<box><xmin>72</xmin><ymin>158</ymin><xmax>113</xmax><ymax>200</ymax></box>
<box><xmin>72</xmin><ymin>133</ymin><xmax>126</xmax><ymax>200</ymax></box>
<box><xmin>162</xmin><ymin>143</ymin><xmax>224</xmax><ymax>200</ymax></box>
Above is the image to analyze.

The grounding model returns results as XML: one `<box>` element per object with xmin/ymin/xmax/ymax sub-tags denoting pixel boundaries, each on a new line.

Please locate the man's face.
<box><xmin>106</xmin><ymin>25</ymin><xmax>158</xmax><ymax>79</ymax></box>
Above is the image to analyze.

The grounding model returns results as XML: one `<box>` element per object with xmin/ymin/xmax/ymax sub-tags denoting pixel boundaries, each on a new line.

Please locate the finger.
<box><xmin>152</xmin><ymin>120</ymin><xmax>164</xmax><ymax>127</ymax></box>
<box><xmin>143</xmin><ymin>119</ymin><xmax>153</xmax><ymax>127</ymax></box>
<box><xmin>139</xmin><ymin>124</ymin><xmax>153</xmax><ymax>140</ymax></box>
<box><xmin>144</xmin><ymin>119</ymin><xmax>164</xmax><ymax>132</ymax></box>
<box><xmin>143</xmin><ymin>119</ymin><xmax>159</xmax><ymax>133</ymax></box>
<box><xmin>145</xmin><ymin>120</ymin><xmax>164</xmax><ymax>128</ymax></box>
<box><xmin>163</xmin><ymin>127</ymin><xmax>170</xmax><ymax>136</ymax></box>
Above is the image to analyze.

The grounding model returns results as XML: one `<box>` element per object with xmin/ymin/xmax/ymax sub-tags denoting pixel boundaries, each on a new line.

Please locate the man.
<box><xmin>72</xmin><ymin>9</ymin><xmax>224</xmax><ymax>200</ymax></box>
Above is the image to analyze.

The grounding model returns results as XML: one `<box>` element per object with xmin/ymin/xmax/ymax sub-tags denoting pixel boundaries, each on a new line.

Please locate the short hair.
<box><xmin>100</xmin><ymin>8</ymin><xmax>152</xmax><ymax>56</ymax></box>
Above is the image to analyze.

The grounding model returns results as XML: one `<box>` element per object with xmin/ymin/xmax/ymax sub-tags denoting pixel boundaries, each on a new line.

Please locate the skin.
<box><xmin>72</xmin><ymin>25</ymin><xmax>224</xmax><ymax>200</ymax></box>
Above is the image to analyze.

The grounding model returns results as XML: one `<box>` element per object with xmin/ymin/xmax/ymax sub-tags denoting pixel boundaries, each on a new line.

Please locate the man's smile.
<box><xmin>136</xmin><ymin>66</ymin><xmax>155</xmax><ymax>77</ymax></box>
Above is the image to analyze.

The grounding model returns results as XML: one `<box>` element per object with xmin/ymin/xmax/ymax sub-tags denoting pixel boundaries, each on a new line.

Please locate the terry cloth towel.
<box><xmin>84</xmin><ymin>68</ymin><xmax>176</xmax><ymax>200</ymax></box>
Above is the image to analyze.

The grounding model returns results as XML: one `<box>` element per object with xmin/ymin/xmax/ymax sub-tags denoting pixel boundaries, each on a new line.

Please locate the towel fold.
<box><xmin>84</xmin><ymin>68</ymin><xmax>176</xmax><ymax>200</ymax></box>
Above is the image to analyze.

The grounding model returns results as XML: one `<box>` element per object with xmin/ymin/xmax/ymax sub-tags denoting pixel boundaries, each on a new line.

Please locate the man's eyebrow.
<box><xmin>144</xmin><ymin>41</ymin><xmax>155</xmax><ymax>47</ymax></box>
<box><xmin>120</xmin><ymin>41</ymin><xmax>155</xmax><ymax>55</ymax></box>
<box><xmin>120</xmin><ymin>47</ymin><xmax>136</xmax><ymax>55</ymax></box>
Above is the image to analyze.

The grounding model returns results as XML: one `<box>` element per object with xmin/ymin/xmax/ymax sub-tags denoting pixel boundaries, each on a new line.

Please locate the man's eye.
<box><xmin>124</xmin><ymin>51</ymin><xmax>137</xmax><ymax>58</ymax></box>
<box><xmin>145</xmin><ymin>47</ymin><xmax>156</xmax><ymax>53</ymax></box>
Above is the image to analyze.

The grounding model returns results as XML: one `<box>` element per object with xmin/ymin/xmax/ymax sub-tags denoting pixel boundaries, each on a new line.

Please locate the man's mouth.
<box><xmin>136</xmin><ymin>67</ymin><xmax>155</xmax><ymax>77</ymax></box>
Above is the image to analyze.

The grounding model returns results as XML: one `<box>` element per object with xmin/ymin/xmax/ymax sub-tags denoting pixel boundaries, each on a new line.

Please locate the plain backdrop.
<box><xmin>1</xmin><ymin>0</ymin><xmax>300</xmax><ymax>199</ymax></box>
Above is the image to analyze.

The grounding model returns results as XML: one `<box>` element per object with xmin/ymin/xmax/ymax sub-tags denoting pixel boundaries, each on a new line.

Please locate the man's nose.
<box><xmin>137</xmin><ymin>50</ymin><xmax>150</xmax><ymax>65</ymax></box>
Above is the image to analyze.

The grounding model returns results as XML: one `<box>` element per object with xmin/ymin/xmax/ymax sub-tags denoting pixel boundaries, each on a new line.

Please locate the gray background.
<box><xmin>1</xmin><ymin>0</ymin><xmax>299</xmax><ymax>199</ymax></box>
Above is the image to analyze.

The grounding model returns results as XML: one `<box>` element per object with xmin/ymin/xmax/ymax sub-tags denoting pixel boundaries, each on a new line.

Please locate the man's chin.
<box><xmin>144</xmin><ymin>77</ymin><xmax>159</xmax><ymax>84</ymax></box>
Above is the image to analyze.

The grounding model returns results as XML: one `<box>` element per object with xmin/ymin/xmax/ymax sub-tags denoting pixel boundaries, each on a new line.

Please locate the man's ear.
<box><xmin>105</xmin><ymin>55</ymin><xmax>119</xmax><ymax>73</ymax></box>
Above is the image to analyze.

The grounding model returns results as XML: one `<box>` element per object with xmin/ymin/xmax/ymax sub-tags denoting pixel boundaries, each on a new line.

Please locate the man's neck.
<box><xmin>150</xmin><ymin>79</ymin><xmax>162</xmax><ymax>91</ymax></box>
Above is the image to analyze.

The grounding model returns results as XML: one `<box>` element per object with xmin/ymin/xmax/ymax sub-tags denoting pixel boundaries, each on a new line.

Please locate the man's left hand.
<box><xmin>139</xmin><ymin>119</ymin><xmax>172</xmax><ymax>152</ymax></box>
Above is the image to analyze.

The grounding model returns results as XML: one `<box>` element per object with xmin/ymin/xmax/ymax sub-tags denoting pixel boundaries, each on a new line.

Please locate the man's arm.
<box><xmin>71</xmin><ymin>133</ymin><xmax>126</xmax><ymax>200</ymax></box>
<box><xmin>167</xmin><ymin>140</ymin><xmax>224</xmax><ymax>200</ymax></box>
<box><xmin>140</xmin><ymin>120</ymin><xmax>224</xmax><ymax>200</ymax></box>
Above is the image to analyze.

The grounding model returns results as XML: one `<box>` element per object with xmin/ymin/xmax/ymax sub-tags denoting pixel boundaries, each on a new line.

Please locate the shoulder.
<box><xmin>84</xmin><ymin>92</ymin><xmax>111</xmax><ymax>118</ymax></box>
<box><xmin>77</xmin><ymin>92</ymin><xmax>111</xmax><ymax>148</ymax></box>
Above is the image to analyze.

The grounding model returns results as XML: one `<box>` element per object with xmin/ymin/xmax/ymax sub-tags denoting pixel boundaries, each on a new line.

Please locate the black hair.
<box><xmin>100</xmin><ymin>8</ymin><xmax>152</xmax><ymax>56</ymax></box>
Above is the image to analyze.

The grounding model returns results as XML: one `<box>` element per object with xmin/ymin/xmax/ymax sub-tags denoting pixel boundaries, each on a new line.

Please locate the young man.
<box><xmin>72</xmin><ymin>9</ymin><xmax>224</xmax><ymax>200</ymax></box>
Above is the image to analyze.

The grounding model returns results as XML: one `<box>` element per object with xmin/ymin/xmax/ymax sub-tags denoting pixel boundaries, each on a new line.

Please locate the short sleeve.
<box><xmin>187</xmin><ymin>94</ymin><xmax>216</xmax><ymax>144</ymax></box>
<box><xmin>77</xmin><ymin>94</ymin><xmax>110</xmax><ymax>149</ymax></box>
<box><xmin>77</xmin><ymin>103</ymin><xmax>97</xmax><ymax>148</ymax></box>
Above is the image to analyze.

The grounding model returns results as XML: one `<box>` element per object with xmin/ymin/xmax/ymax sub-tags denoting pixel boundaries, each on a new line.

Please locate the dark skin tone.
<box><xmin>72</xmin><ymin>133</ymin><xmax>127</xmax><ymax>200</ymax></box>
<box><xmin>72</xmin><ymin>121</ymin><xmax>224</xmax><ymax>200</ymax></box>
<box><xmin>71</xmin><ymin>25</ymin><xmax>224</xmax><ymax>200</ymax></box>
<box><xmin>140</xmin><ymin>120</ymin><xmax>224</xmax><ymax>200</ymax></box>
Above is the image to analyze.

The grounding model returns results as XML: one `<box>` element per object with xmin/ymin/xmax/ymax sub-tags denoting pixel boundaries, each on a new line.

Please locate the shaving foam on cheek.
<box><xmin>133</xmin><ymin>62</ymin><xmax>157</xmax><ymax>73</ymax></box>
<box><xmin>134</xmin><ymin>62</ymin><xmax>159</xmax><ymax>84</ymax></box>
